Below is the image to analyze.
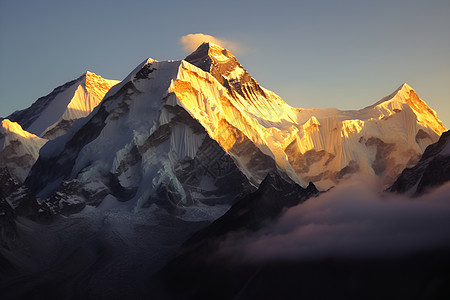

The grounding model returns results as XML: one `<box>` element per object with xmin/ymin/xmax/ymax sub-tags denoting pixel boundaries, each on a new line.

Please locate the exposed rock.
<box><xmin>389</xmin><ymin>130</ymin><xmax>450</xmax><ymax>195</ymax></box>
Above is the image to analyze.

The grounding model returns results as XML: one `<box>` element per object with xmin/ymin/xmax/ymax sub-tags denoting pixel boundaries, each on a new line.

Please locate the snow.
<box><xmin>0</xmin><ymin>71</ymin><xmax>119</xmax><ymax>182</ymax></box>
<box><xmin>0</xmin><ymin>119</ymin><xmax>47</xmax><ymax>181</ymax></box>
<box><xmin>170</xmin><ymin>124</ymin><xmax>205</xmax><ymax>160</ymax></box>
<box><xmin>26</xmin><ymin>79</ymin><xmax>81</xmax><ymax>136</ymax></box>
<box><xmin>97</xmin><ymin>194</ymin><xmax>122</xmax><ymax>210</ymax></box>
<box><xmin>225</xmin><ymin>64</ymin><xmax>245</xmax><ymax>80</ymax></box>
<box><xmin>175</xmin><ymin>45</ymin><xmax>445</xmax><ymax>189</ymax></box>
<box><xmin>77</xmin><ymin>46</ymin><xmax>443</xmax><ymax>191</ymax></box>
<box><xmin>26</xmin><ymin>72</ymin><xmax>119</xmax><ymax>138</ymax></box>
<box><xmin>28</xmin><ymin>44</ymin><xmax>448</xmax><ymax>211</ymax></box>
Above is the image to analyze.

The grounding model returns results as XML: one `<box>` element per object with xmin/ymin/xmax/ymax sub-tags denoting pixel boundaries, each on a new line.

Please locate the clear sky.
<box><xmin>1</xmin><ymin>0</ymin><xmax>449</xmax><ymax>127</ymax></box>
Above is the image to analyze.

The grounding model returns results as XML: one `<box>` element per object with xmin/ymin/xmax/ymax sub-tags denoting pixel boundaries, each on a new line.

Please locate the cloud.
<box><xmin>180</xmin><ymin>33</ymin><xmax>240</xmax><ymax>53</ymax></box>
<box><xmin>219</xmin><ymin>176</ymin><xmax>450</xmax><ymax>262</ymax></box>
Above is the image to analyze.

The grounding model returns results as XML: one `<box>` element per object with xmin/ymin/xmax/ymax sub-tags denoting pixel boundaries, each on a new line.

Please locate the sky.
<box><xmin>1</xmin><ymin>0</ymin><xmax>449</xmax><ymax>127</ymax></box>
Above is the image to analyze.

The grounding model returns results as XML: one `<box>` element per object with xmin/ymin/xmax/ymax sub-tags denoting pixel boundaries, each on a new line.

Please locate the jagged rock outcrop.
<box><xmin>159</xmin><ymin>171</ymin><xmax>319</xmax><ymax>298</ymax></box>
<box><xmin>389</xmin><ymin>130</ymin><xmax>450</xmax><ymax>195</ymax></box>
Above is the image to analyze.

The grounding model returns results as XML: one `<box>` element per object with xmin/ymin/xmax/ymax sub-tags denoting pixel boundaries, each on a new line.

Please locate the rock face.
<box><xmin>389</xmin><ymin>130</ymin><xmax>450</xmax><ymax>195</ymax></box>
<box><xmin>0</xmin><ymin>167</ymin><xmax>37</xmax><ymax>217</ymax></box>
<box><xmin>187</xmin><ymin>171</ymin><xmax>318</xmax><ymax>241</ymax></box>
<box><xmin>0</xmin><ymin>189</ymin><xmax>17</xmax><ymax>250</ymax></box>
<box><xmin>0</xmin><ymin>167</ymin><xmax>38</xmax><ymax>251</ymax></box>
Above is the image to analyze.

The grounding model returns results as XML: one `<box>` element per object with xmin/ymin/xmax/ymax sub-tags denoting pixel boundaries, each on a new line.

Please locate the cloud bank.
<box><xmin>180</xmin><ymin>33</ymin><xmax>239</xmax><ymax>53</ymax></box>
<box><xmin>220</xmin><ymin>177</ymin><xmax>450</xmax><ymax>261</ymax></box>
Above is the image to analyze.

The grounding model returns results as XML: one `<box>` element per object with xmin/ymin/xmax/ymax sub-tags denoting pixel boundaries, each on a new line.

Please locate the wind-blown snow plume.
<box><xmin>219</xmin><ymin>176</ymin><xmax>450</xmax><ymax>261</ymax></box>
<box><xmin>180</xmin><ymin>33</ymin><xmax>239</xmax><ymax>53</ymax></box>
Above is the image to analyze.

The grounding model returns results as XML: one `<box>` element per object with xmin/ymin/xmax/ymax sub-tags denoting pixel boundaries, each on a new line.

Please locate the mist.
<box><xmin>220</xmin><ymin>176</ymin><xmax>450</xmax><ymax>261</ymax></box>
<box><xmin>180</xmin><ymin>33</ymin><xmax>240</xmax><ymax>53</ymax></box>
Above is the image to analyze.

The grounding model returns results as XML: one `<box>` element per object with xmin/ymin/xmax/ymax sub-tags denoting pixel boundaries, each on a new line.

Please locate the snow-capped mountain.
<box><xmin>7</xmin><ymin>71</ymin><xmax>119</xmax><ymax>140</ymax></box>
<box><xmin>1</xmin><ymin>72</ymin><xmax>118</xmax><ymax>182</ymax></box>
<box><xmin>24</xmin><ymin>43</ymin><xmax>446</xmax><ymax>216</ymax></box>
<box><xmin>26</xmin><ymin>59</ymin><xmax>257</xmax><ymax>216</ymax></box>
<box><xmin>1</xmin><ymin>43</ymin><xmax>449</xmax><ymax>300</ymax></box>
<box><xmin>0</xmin><ymin>119</ymin><xmax>47</xmax><ymax>182</ymax></box>
<box><xmin>389</xmin><ymin>129</ymin><xmax>450</xmax><ymax>195</ymax></box>
<box><xmin>183</xmin><ymin>43</ymin><xmax>445</xmax><ymax>189</ymax></box>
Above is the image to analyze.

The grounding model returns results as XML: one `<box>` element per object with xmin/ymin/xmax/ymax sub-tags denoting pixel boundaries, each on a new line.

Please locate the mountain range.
<box><xmin>0</xmin><ymin>42</ymin><xmax>449</xmax><ymax>299</ymax></box>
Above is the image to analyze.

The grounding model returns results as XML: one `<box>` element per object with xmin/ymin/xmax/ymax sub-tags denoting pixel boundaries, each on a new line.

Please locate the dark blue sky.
<box><xmin>1</xmin><ymin>0</ymin><xmax>449</xmax><ymax>127</ymax></box>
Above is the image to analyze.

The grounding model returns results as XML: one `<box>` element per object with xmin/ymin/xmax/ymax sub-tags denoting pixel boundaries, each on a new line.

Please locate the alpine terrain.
<box><xmin>7</xmin><ymin>71</ymin><xmax>120</xmax><ymax>140</ymax></box>
<box><xmin>0</xmin><ymin>42</ymin><xmax>449</xmax><ymax>299</ymax></box>
<box><xmin>0</xmin><ymin>72</ymin><xmax>119</xmax><ymax>183</ymax></box>
<box><xmin>25</xmin><ymin>43</ymin><xmax>447</xmax><ymax>216</ymax></box>
<box><xmin>389</xmin><ymin>129</ymin><xmax>450</xmax><ymax>195</ymax></box>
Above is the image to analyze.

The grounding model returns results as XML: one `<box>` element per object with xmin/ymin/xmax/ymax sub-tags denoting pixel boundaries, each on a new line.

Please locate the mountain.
<box><xmin>0</xmin><ymin>119</ymin><xmax>47</xmax><ymax>182</ymax></box>
<box><xmin>157</xmin><ymin>166</ymin><xmax>450</xmax><ymax>299</ymax></box>
<box><xmin>184</xmin><ymin>171</ymin><xmax>318</xmax><ymax>243</ymax></box>
<box><xmin>7</xmin><ymin>71</ymin><xmax>119</xmax><ymax>140</ymax></box>
<box><xmin>182</xmin><ymin>43</ymin><xmax>445</xmax><ymax>190</ymax></box>
<box><xmin>23</xmin><ymin>43</ymin><xmax>445</xmax><ymax>217</ymax></box>
<box><xmin>0</xmin><ymin>189</ymin><xmax>17</xmax><ymax>251</ymax></box>
<box><xmin>0</xmin><ymin>72</ymin><xmax>118</xmax><ymax>182</ymax></box>
<box><xmin>389</xmin><ymin>130</ymin><xmax>450</xmax><ymax>195</ymax></box>
<box><xmin>159</xmin><ymin>171</ymin><xmax>319</xmax><ymax>298</ymax></box>
<box><xmin>1</xmin><ymin>43</ymin><xmax>449</xmax><ymax>300</ymax></box>
<box><xmin>25</xmin><ymin>58</ymin><xmax>258</xmax><ymax>216</ymax></box>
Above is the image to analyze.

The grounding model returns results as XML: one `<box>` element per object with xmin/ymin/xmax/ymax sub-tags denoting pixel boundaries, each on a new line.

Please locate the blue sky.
<box><xmin>1</xmin><ymin>0</ymin><xmax>449</xmax><ymax>127</ymax></box>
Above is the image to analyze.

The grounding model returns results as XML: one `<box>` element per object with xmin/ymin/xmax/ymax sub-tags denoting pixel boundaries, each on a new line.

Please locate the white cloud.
<box><xmin>180</xmin><ymin>33</ymin><xmax>239</xmax><ymax>53</ymax></box>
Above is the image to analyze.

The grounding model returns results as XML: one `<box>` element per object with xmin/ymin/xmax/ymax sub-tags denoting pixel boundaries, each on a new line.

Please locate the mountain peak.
<box><xmin>185</xmin><ymin>42</ymin><xmax>235</xmax><ymax>74</ymax></box>
<box><xmin>192</xmin><ymin>41</ymin><xmax>232</xmax><ymax>56</ymax></box>
<box><xmin>398</xmin><ymin>82</ymin><xmax>412</xmax><ymax>91</ymax></box>
<box><xmin>0</xmin><ymin>119</ymin><xmax>47</xmax><ymax>182</ymax></box>
<box><xmin>1</xmin><ymin>119</ymin><xmax>37</xmax><ymax>139</ymax></box>
<box><xmin>374</xmin><ymin>83</ymin><xmax>414</xmax><ymax>106</ymax></box>
<box><xmin>80</xmin><ymin>71</ymin><xmax>120</xmax><ymax>102</ymax></box>
<box><xmin>372</xmin><ymin>83</ymin><xmax>446</xmax><ymax>135</ymax></box>
<box><xmin>395</xmin><ymin>82</ymin><xmax>414</xmax><ymax>96</ymax></box>
<box><xmin>197</xmin><ymin>41</ymin><xmax>224</xmax><ymax>50</ymax></box>
<box><xmin>7</xmin><ymin>71</ymin><xmax>119</xmax><ymax>139</ymax></box>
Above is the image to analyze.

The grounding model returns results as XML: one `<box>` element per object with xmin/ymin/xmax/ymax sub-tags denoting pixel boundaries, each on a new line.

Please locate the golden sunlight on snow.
<box><xmin>84</xmin><ymin>71</ymin><xmax>120</xmax><ymax>102</ymax></box>
<box><xmin>1</xmin><ymin>119</ymin><xmax>39</xmax><ymax>140</ymax></box>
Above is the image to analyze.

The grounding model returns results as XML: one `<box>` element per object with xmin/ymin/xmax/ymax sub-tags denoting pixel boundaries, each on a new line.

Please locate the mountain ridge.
<box><xmin>7</xmin><ymin>71</ymin><xmax>119</xmax><ymax>139</ymax></box>
<box><xmin>22</xmin><ymin>43</ymin><xmax>447</xmax><ymax>216</ymax></box>
<box><xmin>0</xmin><ymin>119</ymin><xmax>47</xmax><ymax>182</ymax></box>
<box><xmin>183</xmin><ymin>43</ymin><xmax>445</xmax><ymax>189</ymax></box>
<box><xmin>0</xmin><ymin>72</ymin><xmax>119</xmax><ymax>182</ymax></box>
<box><xmin>1</xmin><ymin>42</ymin><xmax>449</xmax><ymax>300</ymax></box>
<box><xmin>388</xmin><ymin>129</ymin><xmax>450</xmax><ymax>195</ymax></box>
